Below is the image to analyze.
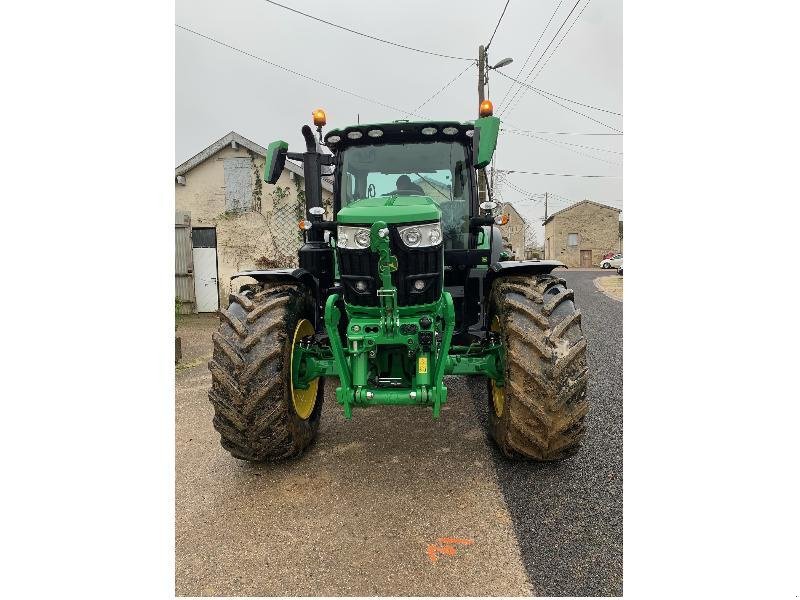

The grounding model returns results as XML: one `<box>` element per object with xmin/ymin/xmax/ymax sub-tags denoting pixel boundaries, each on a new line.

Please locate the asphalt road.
<box><xmin>175</xmin><ymin>269</ymin><xmax>622</xmax><ymax>596</ymax></box>
<box><xmin>482</xmin><ymin>270</ymin><xmax>624</xmax><ymax>596</ymax></box>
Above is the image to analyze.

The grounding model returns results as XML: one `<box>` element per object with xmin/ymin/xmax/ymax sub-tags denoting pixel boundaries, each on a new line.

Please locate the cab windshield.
<box><xmin>338</xmin><ymin>141</ymin><xmax>472</xmax><ymax>248</ymax></box>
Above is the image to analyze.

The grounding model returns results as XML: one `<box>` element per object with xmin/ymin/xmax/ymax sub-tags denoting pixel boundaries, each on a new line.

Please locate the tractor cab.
<box><xmin>325</xmin><ymin>118</ymin><xmax>502</xmax><ymax>338</ymax></box>
<box><xmin>328</xmin><ymin>121</ymin><xmax>479</xmax><ymax>252</ymax></box>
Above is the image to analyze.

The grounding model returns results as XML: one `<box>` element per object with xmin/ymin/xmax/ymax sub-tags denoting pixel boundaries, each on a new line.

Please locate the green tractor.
<box><xmin>207</xmin><ymin>104</ymin><xmax>589</xmax><ymax>461</ymax></box>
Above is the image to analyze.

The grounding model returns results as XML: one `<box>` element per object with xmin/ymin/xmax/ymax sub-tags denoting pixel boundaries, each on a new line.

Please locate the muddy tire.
<box><xmin>207</xmin><ymin>282</ymin><xmax>324</xmax><ymax>461</ymax></box>
<box><xmin>486</xmin><ymin>274</ymin><xmax>589</xmax><ymax>460</ymax></box>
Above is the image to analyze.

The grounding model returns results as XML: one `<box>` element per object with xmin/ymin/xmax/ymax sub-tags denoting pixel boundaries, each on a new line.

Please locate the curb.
<box><xmin>593</xmin><ymin>275</ymin><xmax>623</xmax><ymax>303</ymax></box>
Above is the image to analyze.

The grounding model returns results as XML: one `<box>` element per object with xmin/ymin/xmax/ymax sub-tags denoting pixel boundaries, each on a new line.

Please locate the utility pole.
<box><xmin>477</xmin><ymin>49</ymin><xmax>513</xmax><ymax>206</ymax></box>
<box><xmin>542</xmin><ymin>192</ymin><xmax>548</xmax><ymax>258</ymax></box>
<box><xmin>477</xmin><ymin>45</ymin><xmax>487</xmax><ymax>204</ymax></box>
<box><xmin>478</xmin><ymin>45</ymin><xmax>486</xmax><ymax>104</ymax></box>
<box><xmin>544</xmin><ymin>192</ymin><xmax>548</xmax><ymax>221</ymax></box>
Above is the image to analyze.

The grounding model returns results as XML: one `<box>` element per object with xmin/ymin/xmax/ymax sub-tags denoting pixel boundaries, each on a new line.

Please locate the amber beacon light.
<box><xmin>479</xmin><ymin>99</ymin><xmax>494</xmax><ymax>117</ymax></box>
<box><xmin>312</xmin><ymin>108</ymin><xmax>327</xmax><ymax>127</ymax></box>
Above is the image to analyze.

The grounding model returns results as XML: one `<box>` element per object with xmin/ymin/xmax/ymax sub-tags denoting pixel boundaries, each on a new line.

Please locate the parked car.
<box><xmin>617</xmin><ymin>262</ymin><xmax>623</xmax><ymax>276</ymax></box>
<box><xmin>601</xmin><ymin>253</ymin><xmax>623</xmax><ymax>269</ymax></box>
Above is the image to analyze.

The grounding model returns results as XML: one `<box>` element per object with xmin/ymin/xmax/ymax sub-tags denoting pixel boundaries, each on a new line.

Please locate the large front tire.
<box><xmin>207</xmin><ymin>282</ymin><xmax>324</xmax><ymax>461</ymax></box>
<box><xmin>487</xmin><ymin>274</ymin><xmax>589</xmax><ymax>460</ymax></box>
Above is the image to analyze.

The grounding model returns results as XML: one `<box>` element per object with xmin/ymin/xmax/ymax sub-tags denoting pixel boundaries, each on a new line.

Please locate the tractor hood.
<box><xmin>337</xmin><ymin>196</ymin><xmax>441</xmax><ymax>225</ymax></box>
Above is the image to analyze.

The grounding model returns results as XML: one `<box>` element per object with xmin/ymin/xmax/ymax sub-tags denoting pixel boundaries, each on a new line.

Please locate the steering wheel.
<box><xmin>381</xmin><ymin>189</ymin><xmax>424</xmax><ymax>196</ymax></box>
<box><xmin>367</xmin><ymin>183</ymin><xmax>376</xmax><ymax>198</ymax></box>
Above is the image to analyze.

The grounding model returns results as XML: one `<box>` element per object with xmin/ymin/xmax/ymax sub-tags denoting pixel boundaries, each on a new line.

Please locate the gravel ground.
<box><xmin>176</xmin><ymin>319</ymin><xmax>531</xmax><ymax>596</ymax></box>
<box><xmin>175</xmin><ymin>268</ymin><xmax>622</xmax><ymax>596</ymax></box>
<box><xmin>475</xmin><ymin>269</ymin><xmax>623</xmax><ymax>596</ymax></box>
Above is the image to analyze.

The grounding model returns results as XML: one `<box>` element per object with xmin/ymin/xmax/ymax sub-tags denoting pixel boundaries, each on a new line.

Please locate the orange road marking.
<box><xmin>438</xmin><ymin>537</ymin><xmax>474</xmax><ymax>545</ymax></box>
<box><xmin>426</xmin><ymin>537</ymin><xmax>475</xmax><ymax>562</ymax></box>
<box><xmin>427</xmin><ymin>544</ymin><xmax>456</xmax><ymax>562</ymax></box>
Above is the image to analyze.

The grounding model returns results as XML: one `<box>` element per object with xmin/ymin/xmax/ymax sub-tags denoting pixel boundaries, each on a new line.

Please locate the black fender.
<box><xmin>485</xmin><ymin>259</ymin><xmax>566</xmax><ymax>298</ymax></box>
<box><xmin>231</xmin><ymin>268</ymin><xmax>320</xmax><ymax>327</ymax></box>
<box><xmin>231</xmin><ymin>267</ymin><xmax>317</xmax><ymax>290</ymax></box>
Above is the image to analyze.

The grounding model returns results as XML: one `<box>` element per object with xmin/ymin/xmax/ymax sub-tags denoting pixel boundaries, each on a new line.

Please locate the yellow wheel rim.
<box><xmin>490</xmin><ymin>315</ymin><xmax>505</xmax><ymax>417</ymax></box>
<box><xmin>290</xmin><ymin>318</ymin><xmax>319</xmax><ymax>420</ymax></box>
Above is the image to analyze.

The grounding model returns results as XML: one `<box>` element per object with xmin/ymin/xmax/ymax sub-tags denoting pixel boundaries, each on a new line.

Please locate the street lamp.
<box><xmin>490</xmin><ymin>57</ymin><xmax>514</xmax><ymax>70</ymax></box>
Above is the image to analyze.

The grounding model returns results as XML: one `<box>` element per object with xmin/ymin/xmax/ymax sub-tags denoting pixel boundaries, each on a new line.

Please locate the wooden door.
<box><xmin>175</xmin><ymin>211</ymin><xmax>195</xmax><ymax>314</ymax></box>
<box><xmin>580</xmin><ymin>249</ymin><xmax>592</xmax><ymax>268</ymax></box>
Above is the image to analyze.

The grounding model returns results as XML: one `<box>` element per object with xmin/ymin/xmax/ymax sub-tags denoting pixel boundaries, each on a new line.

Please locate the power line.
<box><xmin>502</xmin><ymin>127</ymin><xmax>623</xmax><ymax>154</ymax></box>
<box><xmin>500</xmin><ymin>0</ymin><xmax>583</xmax><ymax>116</ymax></box>
<box><xmin>502</xmin><ymin>126</ymin><xmax>622</xmax><ymax>136</ymax></box>
<box><xmin>495</xmin><ymin>173</ymin><xmax>545</xmax><ymax>200</ymax></box>
<box><xmin>547</xmin><ymin>192</ymin><xmax>624</xmax><ymax>209</ymax></box>
<box><xmin>410</xmin><ymin>63</ymin><xmax>475</xmax><ymax>115</ymax></box>
<box><xmin>548</xmin><ymin>196</ymin><xmax>580</xmax><ymax>207</ymax></box>
<box><xmin>529</xmin><ymin>88</ymin><xmax>622</xmax><ymax>132</ymax></box>
<box><xmin>486</xmin><ymin>0</ymin><xmax>511</xmax><ymax>48</ymax></box>
<box><xmin>504</xmin><ymin>184</ymin><xmax>545</xmax><ymax>199</ymax></box>
<box><xmin>521</xmin><ymin>132</ymin><xmax>622</xmax><ymax>166</ymax></box>
<box><xmin>526</xmin><ymin>0</ymin><xmax>593</xmax><ymax>82</ymax></box>
<box><xmin>498</xmin><ymin>0</ymin><xmax>564</xmax><ymax>110</ymax></box>
<box><xmin>502</xmin><ymin>0</ymin><xmax>585</xmax><ymax>116</ymax></box>
<box><xmin>260</xmin><ymin>0</ymin><xmax>472</xmax><ymax>61</ymax></box>
<box><xmin>175</xmin><ymin>24</ymin><xmax>423</xmax><ymax>117</ymax></box>
<box><xmin>497</xmin><ymin>173</ymin><xmax>544</xmax><ymax>197</ymax></box>
<box><xmin>496</xmin><ymin>70</ymin><xmax>621</xmax><ymax>116</ymax></box>
<box><xmin>500</xmin><ymin>75</ymin><xmax>623</xmax><ymax>132</ymax></box>
<box><xmin>498</xmin><ymin>169</ymin><xmax>621</xmax><ymax>178</ymax></box>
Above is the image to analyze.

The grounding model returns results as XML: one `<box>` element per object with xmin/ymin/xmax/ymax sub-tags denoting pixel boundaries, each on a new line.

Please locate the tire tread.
<box><xmin>488</xmin><ymin>273</ymin><xmax>589</xmax><ymax>460</ymax></box>
<box><xmin>207</xmin><ymin>282</ymin><xmax>322</xmax><ymax>461</ymax></box>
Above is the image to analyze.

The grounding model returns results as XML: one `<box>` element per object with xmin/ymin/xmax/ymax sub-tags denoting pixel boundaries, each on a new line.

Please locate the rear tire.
<box><xmin>207</xmin><ymin>282</ymin><xmax>324</xmax><ymax>461</ymax></box>
<box><xmin>602</xmin><ymin>262</ymin><xmax>610</xmax><ymax>269</ymax></box>
<box><xmin>487</xmin><ymin>274</ymin><xmax>589</xmax><ymax>460</ymax></box>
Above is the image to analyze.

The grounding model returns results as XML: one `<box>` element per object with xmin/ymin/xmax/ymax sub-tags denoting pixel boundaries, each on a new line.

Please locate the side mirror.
<box><xmin>472</xmin><ymin>116</ymin><xmax>500</xmax><ymax>169</ymax></box>
<box><xmin>264</xmin><ymin>140</ymin><xmax>288</xmax><ymax>184</ymax></box>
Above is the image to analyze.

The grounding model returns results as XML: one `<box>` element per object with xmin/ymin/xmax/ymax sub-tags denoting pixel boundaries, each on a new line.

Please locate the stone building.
<box><xmin>502</xmin><ymin>203</ymin><xmax>527</xmax><ymax>259</ymax></box>
<box><xmin>543</xmin><ymin>200</ymin><xmax>622</xmax><ymax>268</ymax></box>
<box><xmin>175</xmin><ymin>131</ymin><xmax>333</xmax><ymax>313</ymax></box>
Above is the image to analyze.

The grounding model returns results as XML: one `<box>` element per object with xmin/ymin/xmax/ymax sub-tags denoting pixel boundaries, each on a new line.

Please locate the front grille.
<box><xmin>339</xmin><ymin>247</ymin><xmax>380</xmax><ymax>306</ymax></box>
<box><xmin>337</xmin><ymin>225</ymin><xmax>443</xmax><ymax>306</ymax></box>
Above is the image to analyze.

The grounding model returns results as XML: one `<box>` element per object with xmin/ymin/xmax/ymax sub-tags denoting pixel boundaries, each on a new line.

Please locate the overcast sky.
<box><xmin>176</xmin><ymin>0</ymin><xmax>622</xmax><ymax>244</ymax></box>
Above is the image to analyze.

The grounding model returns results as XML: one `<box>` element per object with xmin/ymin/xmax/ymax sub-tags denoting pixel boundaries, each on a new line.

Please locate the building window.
<box><xmin>223</xmin><ymin>157</ymin><xmax>253</xmax><ymax>212</ymax></box>
<box><xmin>191</xmin><ymin>227</ymin><xmax>217</xmax><ymax>249</ymax></box>
<box><xmin>568</xmin><ymin>233</ymin><xmax>579</xmax><ymax>246</ymax></box>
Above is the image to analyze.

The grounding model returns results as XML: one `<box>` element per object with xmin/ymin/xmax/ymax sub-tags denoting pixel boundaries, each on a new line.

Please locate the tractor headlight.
<box><xmin>354</xmin><ymin>229</ymin><xmax>371</xmax><ymax>248</ymax></box>
<box><xmin>398</xmin><ymin>222</ymin><xmax>442</xmax><ymax>248</ymax></box>
<box><xmin>337</xmin><ymin>225</ymin><xmax>371</xmax><ymax>249</ymax></box>
<box><xmin>402</xmin><ymin>227</ymin><xmax>421</xmax><ymax>246</ymax></box>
